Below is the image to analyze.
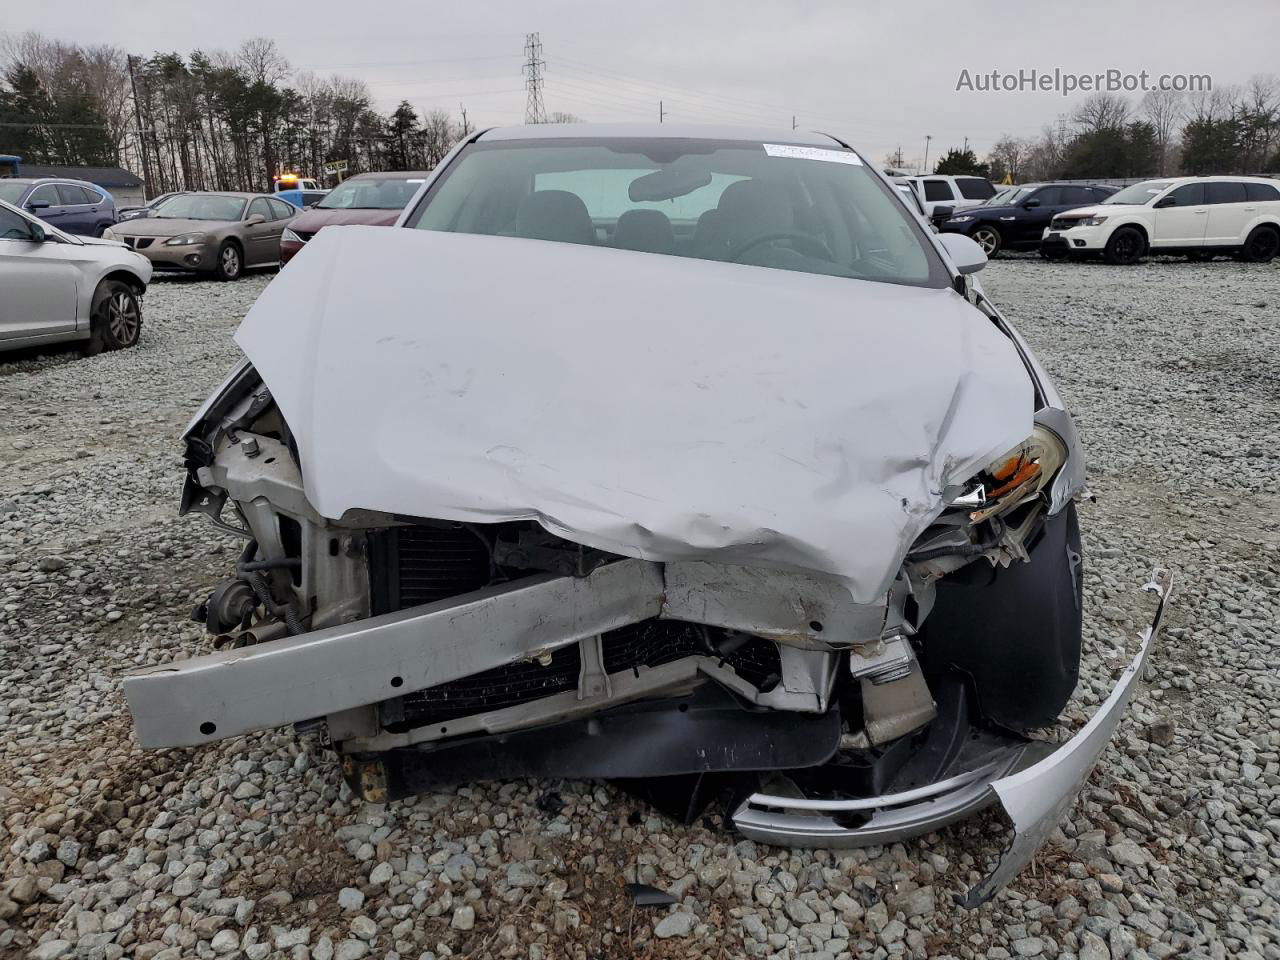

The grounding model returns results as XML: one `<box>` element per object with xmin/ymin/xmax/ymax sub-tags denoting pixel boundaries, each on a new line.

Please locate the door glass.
<box><xmin>0</xmin><ymin>206</ymin><xmax>34</xmax><ymax>240</ymax></box>
<box><xmin>269</xmin><ymin>199</ymin><xmax>295</xmax><ymax>219</ymax></box>
<box><xmin>1166</xmin><ymin>183</ymin><xmax>1204</xmax><ymax>206</ymax></box>
<box><xmin>922</xmin><ymin>180</ymin><xmax>953</xmax><ymax>202</ymax></box>
<box><xmin>28</xmin><ymin>184</ymin><xmax>61</xmax><ymax>207</ymax></box>
<box><xmin>56</xmin><ymin>184</ymin><xmax>90</xmax><ymax>205</ymax></box>
<box><xmin>1205</xmin><ymin>181</ymin><xmax>1247</xmax><ymax>204</ymax></box>
<box><xmin>248</xmin><ymin>198</ymin><xmax>272</xmax><ymax>219</ymax></box>
<box><xmin>1061</xmin><ymin>187</ymin><xmax>1096</xmax><ymax>205</ymax></box>
<box><xmin>1030</xmin><ymin>187</ymin><xmax>1061</xmax><ymax>206</ymax></box>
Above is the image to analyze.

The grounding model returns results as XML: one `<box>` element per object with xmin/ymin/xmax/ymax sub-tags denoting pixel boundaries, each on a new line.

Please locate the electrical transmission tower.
<box><xmin>523</xmin><ymin>33</ymin><xmax>547</xmax><ymax>124</ymax></box>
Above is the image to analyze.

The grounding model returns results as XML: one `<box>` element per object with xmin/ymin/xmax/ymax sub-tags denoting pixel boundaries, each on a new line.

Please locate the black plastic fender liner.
<box><xmin>373</xmin><ymin>684</ymin><xmax>843</xmax><ymax>801</ymax></box>
<box><xmin>919</xmin><ymin>503</ymin><xmax>1083</xmax><ymax>733</ymax></box>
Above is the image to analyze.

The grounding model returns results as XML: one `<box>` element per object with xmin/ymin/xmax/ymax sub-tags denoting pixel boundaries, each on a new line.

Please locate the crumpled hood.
<box><xmin>236</xmin><ymin>226</ymin><xmax>1034</xmax><ymax>602</ymax></box>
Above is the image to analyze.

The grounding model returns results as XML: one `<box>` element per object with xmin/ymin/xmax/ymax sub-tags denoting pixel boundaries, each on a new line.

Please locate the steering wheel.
<box><xmin>728</xmin><ymin>231</ymin><xmax>834</xmax><ymax>263</ymax></box>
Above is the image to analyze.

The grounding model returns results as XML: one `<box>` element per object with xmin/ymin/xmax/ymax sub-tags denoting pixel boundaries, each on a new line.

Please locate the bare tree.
<box><xmin>1072</xmin><ymin>93</ymin><xmax>1131</xmax><ymax>133</ymax></box>
<box><xmin>1141</xmin><ymin>89</ymin><xmax>1183</xmax><ymax>174</ymax></box>
<box><xmin>236</xmin><ymin>37</ymin><xmax>289</xmax><ymax>86</ymax></box>
<box><xmin>986</xmin><ymin>135</ymin><xmax>1030</xmax><ymax>182</ymax></box>
<box><xmin>1021</xmin><ymin>127</ymin><xmax>1064</xmax><ymax>181</ymax></box>
<box><xmin>420</xmin><ymin>107</ymin><xmax>457</xmax><ymax>169</ymax></box>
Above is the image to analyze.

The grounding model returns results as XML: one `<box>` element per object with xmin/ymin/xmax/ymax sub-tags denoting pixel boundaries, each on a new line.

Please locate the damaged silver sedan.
<box><xmin>125</xmin><ymin>124</ymin><xmax>1170</xmax><ymax>904</ymax></box>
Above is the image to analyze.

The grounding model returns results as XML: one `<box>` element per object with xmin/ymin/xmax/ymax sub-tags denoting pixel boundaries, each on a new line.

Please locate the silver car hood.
<box><xmin>236</xmin><ymin>226</ymin><xmax>1033</xmax><ymax>602</ymax></box>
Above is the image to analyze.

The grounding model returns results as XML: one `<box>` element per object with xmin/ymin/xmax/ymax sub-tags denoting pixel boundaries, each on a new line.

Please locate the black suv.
<box><xmin>938</xmin><ymin>182</ymin><xmax>1119</xmax><ymax>257</ymax></box>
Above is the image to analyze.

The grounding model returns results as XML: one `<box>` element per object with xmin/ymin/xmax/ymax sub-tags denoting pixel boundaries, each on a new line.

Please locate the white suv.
<box><xmin>907</xmin><ymin>175</ymin><xmax>997</xmax><ymax>218</ymax></box>
<box><xmin>1040</xmin><ymin>176</ymin><xmax>1280</xmax><ymax>264</ymax></box>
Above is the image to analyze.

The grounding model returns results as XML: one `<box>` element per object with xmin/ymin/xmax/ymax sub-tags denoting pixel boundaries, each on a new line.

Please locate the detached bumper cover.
<box><xmin>733</xmin><ymin>568</ymin><xmax>1173</xmax><ymax>907</ymax></box>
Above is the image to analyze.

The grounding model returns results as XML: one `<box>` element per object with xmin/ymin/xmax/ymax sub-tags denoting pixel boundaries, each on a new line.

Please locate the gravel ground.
<box><xmin>1</xmin><ymin>257</ymin><xmax>1278</xmax><ymax>960</ymax></box>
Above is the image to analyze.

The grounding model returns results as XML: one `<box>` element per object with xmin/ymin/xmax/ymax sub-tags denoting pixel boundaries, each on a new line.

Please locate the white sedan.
<box><xmin>0</xmin><ymin>197</ymin><xmax>153</xmax><ymax>355</ymax></box>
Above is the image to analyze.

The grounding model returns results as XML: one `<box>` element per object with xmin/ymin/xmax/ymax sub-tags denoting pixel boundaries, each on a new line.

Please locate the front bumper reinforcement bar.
<box><xmin>125</xmin><ymin>557</ymin><xmax>889</xmax><ymax>748</ymax></box>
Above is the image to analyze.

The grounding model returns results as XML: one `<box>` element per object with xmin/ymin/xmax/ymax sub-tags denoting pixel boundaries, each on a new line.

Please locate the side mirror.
<box><xmin>1153</xmin><ymin>196</ymin><xmax>1176</xmax><ymax>208</ymax></box>
<box><xmin>29</xmin><ymin>222</ymin><xmax>47</xmax><ymax>242</ymax></box>
<box><xmin>932</xmin><ymin>205</ymin><xmax>955</xmax><ymax>220</ymax></box>
<box><xmin>245</xmin><ymin>213</ymin><xmax>266</xmax><ymax>225</ymax></box>
<box><xmin>26</xmin><ymin>198</ymin><xmax>50</xmax><ymax>211</ymax></box>
<box><xmin>937</xmin><ymin>232</ymin><xmax>987</xmax><ymax>275</ymax></box>
<box><xmin>1023</xmin><ymin>198</ymin><xmax>1041</xmax><ymax>209</ymax></box>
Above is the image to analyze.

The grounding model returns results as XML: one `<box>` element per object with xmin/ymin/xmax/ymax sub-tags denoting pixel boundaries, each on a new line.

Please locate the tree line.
<box><xmin>0</xmin><ymin>32</ymin><xmax>471</xmax><ymax>195</ymax></box>
<box><xmin>906</xmin><ymin>79</ymin><xmax>1280</xmax><ymax>182</ymax></box>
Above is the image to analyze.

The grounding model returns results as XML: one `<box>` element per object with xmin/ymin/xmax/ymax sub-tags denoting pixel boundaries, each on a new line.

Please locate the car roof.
<box><xmin>348</xmin><ymin>171</ymin><xmax>432</xmax><ymax>180</ymax></box>
<box><xmin>4</xmin><ymin>177</ymin><xmax>100</xmax><ymax>187</ymax></box>
<box><xmin>478</xmin><ymin>122</ymin><xmax>844</xmax><ymax>148</ymax></box>
<box><xmin>1139</xmin><ymin>175</ymin><xmax>1277</xmax><ymax>184</ymax></box>
<box><xmin>169</xmin><ymin>191</ymin><xmax>272</xmax><ymax>199</ymax></box>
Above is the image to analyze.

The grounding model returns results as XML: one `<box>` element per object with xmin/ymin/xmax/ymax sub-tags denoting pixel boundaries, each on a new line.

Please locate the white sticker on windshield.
<box><xmin>763</xmin><ymin>143</ymin><xmax>863</xmax><ymax>165</ymax></box>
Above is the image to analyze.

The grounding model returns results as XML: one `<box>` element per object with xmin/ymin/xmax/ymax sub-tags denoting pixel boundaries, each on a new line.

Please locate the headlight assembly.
<box><xmin>1078</xmin><ymin>216</ymin><xmax>1107</xmax><ymax>227</ymax></box>
<box><xmin>165</xmin><ymin>232</ymin><xmax>208</xmax><ymax>246</ymax></box>
<box><xmin>281</xmin><ymin>227</ymin><xmax>305</xmax><ymax>244</ymax></box>
<box><xmin>947</xmin><ymin>215</ymin><xmax>974</xmax><ymax>224</ymax></box>
<box><xmin>946</xmin><ymin>425</ymin><xmax>1068</xmax><ymax>523</ymax></box>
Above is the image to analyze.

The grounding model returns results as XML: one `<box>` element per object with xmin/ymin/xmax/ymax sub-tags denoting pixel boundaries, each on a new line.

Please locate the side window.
<box><xmin>1166</xmin><ymin>183</ymin><xmax>1204</xmax><ymax>206</ymax></box>
<box><xmin>28</xmin><ymin>184</ymin><xmax>61</xmax><ymax>206</ymax></box>
<box><xmin>956</xmin><ymin>178</ymin><xmax>995</xmax><ymax>200</ymax></box>
<box><xmin>57</xmin><ymin>184</ymin><xmax>88</xmax><ymax>205</ymax></box>
<box><xmin>268</xmin><ymin>198</ymin><xmax>294</xmax><ymax>219</ymax></box>
<box><xmin>921</xmin><ymin>180</ymin><xmax>953</xmax><ymax>202</ymax></box>
<box><xmin>1091</xmin><ymin>186</ymin><xmax>1117</xmax><ymax>201</ymax></box>
<box><xmin>1031</xmin><ymin>187</ymin><xmax>1061</xmax><ymax>206</ymax></box>
<box><xmin>248</xmin><ymin>198</ymin><xmax>272</xmax><ymax>220</ymax></box>
<box><xmin>1205</xmin><ymin>181</ymin><xmax>1247</xmax><ymax>205</ymax></box>
<box><xmin>1061</xmin><ymin>186</ymin><xmax>1096</xmax><ymax>205</ymax></box>
<box><xmin>0</xmin><ymin>205</ymin><xmax>34</xmax><ymax>240</ymax></box>
<box><xmin>1245</xmin><ymin>182</ymin><xmax>1280</xmax><ymax>202</ymax></box>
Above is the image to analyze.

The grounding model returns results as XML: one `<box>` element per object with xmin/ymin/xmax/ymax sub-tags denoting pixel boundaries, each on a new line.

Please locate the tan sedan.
<box><xmin>104</xmin><ymin>192</ymin><xmax>298</xmax><ymax>281</ymax></box>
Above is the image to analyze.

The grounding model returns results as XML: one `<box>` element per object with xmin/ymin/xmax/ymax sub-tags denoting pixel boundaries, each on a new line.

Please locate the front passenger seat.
<box><xmin>515</xmin><ymin>190</ymin><xmax>596</xmax><ymax>245</ymax></box>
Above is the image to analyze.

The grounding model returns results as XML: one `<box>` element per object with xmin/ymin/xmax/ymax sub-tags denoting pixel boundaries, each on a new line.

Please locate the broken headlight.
<box><xmin>942</xmin><ymin>424</ymin><xmax>1068</xmax><ymax>526</ymax></box>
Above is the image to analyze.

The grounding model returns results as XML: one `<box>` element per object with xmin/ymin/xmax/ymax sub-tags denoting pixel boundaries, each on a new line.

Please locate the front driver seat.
<box><xmin>515</xmin><ymin>190</ymin><xmax>596</xmax><ymax>245</ymax></box>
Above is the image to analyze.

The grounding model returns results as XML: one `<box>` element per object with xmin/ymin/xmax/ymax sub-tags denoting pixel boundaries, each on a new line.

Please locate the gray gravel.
<box><xmin>2</xmin><ymin>257</ymin><xmax>1278</xmax><ymax>960</ymax></box>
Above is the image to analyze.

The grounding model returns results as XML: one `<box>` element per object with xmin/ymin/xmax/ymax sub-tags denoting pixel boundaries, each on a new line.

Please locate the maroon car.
<box><xmin>279</xmin><ymin>171</ymin><xmax>428</xmax><ymax>264</ymax></box>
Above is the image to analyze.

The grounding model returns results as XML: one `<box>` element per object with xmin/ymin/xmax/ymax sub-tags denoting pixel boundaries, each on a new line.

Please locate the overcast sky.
<box><xmin>11</xmin><ymin>0</ymin><xmax>1280</xmax><ymax>168</ymax></box>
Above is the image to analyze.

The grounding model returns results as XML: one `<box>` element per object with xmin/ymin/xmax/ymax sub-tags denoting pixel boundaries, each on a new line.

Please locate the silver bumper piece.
<box><xmin>125</xmin><ymin>558</ymin><xmax>892</xmax><ymax>747</ymax></box>
<box><xmin>733</xmin><ymin>568</ymin><xmax>1173</xmax><ymax>907</ymax></box>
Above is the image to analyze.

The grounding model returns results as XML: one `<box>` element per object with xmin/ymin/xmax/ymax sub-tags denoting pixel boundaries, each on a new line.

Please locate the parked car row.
<box><xmin>929</xmin><ymin>175</ymin><xmax>1280</xmax><ymax>264</ymax></box>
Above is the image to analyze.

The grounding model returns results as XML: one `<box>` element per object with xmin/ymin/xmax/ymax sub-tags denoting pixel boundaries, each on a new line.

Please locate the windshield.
<box><xmin>318</xmin><ymin>177</ymin><xmax>424</xmax><ymax>210</ymax></box>
<box><xmin>153</xmin><ymin>194</ymin><xmax>246</xmax><ymax>220</ymax></box>
<box><xmin>986</xmin><ymin>187</ymin><xmax>1032</xmax><ymax>206</ymax></box>
<box><xmin>1103</xmin><ymin>181</ymin><xmax>1172</xmax><ymax>205</ymax></box>
<box><xmin>0</xmin><ymin>182</ymin><xmax>28</xmax><ymax>204</ymax></box>
<box><xmin>405</xmin><ymin>138</ymin><xmax>947</xmax><ymax>288</ymax></box>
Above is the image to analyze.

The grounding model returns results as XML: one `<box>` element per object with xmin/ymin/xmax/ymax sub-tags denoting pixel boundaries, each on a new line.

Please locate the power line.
<box><xmin>523</xmin><ymin>33</ymin><xmax>547</xmax><ymax>124</ymax></box>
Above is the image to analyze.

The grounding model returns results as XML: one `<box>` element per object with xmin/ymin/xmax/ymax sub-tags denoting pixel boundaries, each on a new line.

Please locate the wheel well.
<box><xmin>1113</xmin><ymin>222</ymin><xmax>1149</xmax><ymax>246</ymax></box>
<box><xmin>100</xmin><ymin>270</ymin><xmax>146</xmax><ymax>298</ymax></box>
<box><xmin>220</xmin><ymin>236</ymin><xmax>244</xmax><ymax>253</ymax></box>
<box><xmin>1249</xmin><ymin>221</ymin><xmax>1280</xmax><ymax>236</ymax></box>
